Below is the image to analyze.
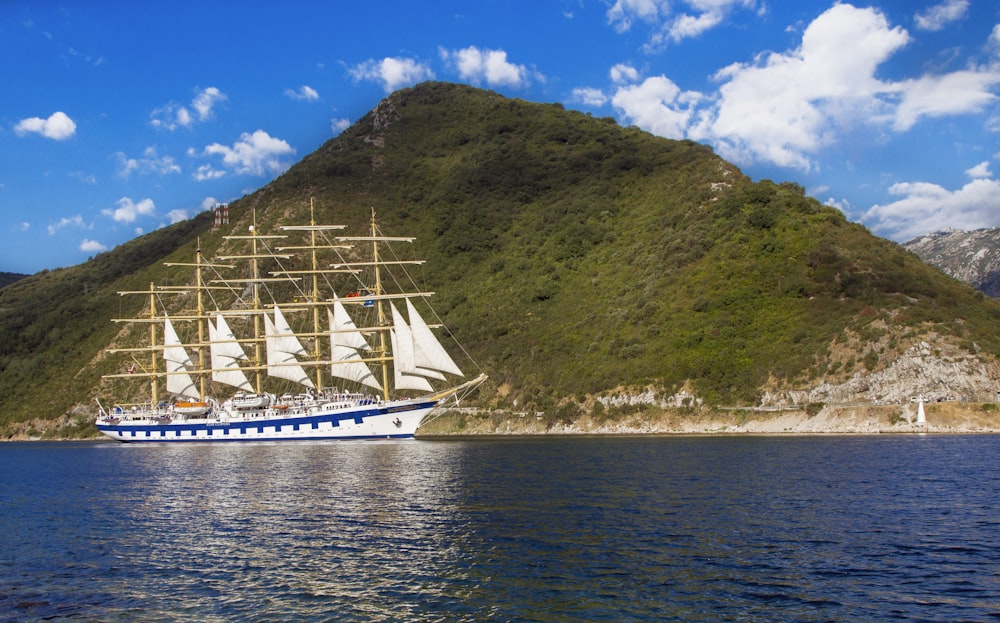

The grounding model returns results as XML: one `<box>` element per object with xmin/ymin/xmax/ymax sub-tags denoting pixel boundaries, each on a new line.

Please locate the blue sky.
<box><xmin>2</xmin><ymin>1</ymin><xmax>998</xmax><ymax>274</ymax></box>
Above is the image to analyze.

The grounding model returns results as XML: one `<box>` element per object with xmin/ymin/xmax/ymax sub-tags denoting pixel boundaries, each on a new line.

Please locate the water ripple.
<box><xmin>2</xmin><ymin>436</ymin><xmax>1000</xmax><ymax>621</ymax></box>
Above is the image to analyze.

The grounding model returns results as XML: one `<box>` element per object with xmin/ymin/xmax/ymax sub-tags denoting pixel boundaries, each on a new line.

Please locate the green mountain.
<box><xmin>0</xmin><ymin>272</ymin><xmax>29</xmax><ymax>289</ymax></box>
<box><xmin>2</xmin><ymin>82</ymin><xmax>998</xmax><ymax>438</ymax></box>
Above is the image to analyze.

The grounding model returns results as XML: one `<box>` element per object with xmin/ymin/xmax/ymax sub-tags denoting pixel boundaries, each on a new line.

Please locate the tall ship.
<box><xmin>96</xmin><ymin>204</ymin><xmax>486</xmax><ymax>442</ymax></box>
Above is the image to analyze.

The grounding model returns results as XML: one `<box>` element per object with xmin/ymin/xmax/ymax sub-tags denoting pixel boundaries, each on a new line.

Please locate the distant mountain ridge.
<box><xmin>0</xmin><ymin>82</ymin><xmax>997</xmax><ymax>438</ymax></box>
<box><xmin>903</xmin><ymin>227</ymin><xmax>1000</xmax><ymax>297</ymax></box>
<box><xmin>0</xmin><ymin>272</ymin><xmax>29</xmax><ymax>289</ymax></box>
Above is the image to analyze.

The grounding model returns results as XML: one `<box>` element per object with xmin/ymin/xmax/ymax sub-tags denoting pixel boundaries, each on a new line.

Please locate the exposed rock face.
<box><xmin>904</xmin><ymin>227</ymin><xmax>1000</xmax><ymax>297</ymax></box>
<box><xmin>786</xmin><ymin>342</ymin><xmax>1000</xmax><ymax>405</ymax></box>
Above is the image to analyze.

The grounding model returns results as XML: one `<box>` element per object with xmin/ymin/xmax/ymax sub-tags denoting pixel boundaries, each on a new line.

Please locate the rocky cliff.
<box><xmin>904</xmin><ymin>227</ymin><xmax>1000</xmax><ymax>297</ymax></box>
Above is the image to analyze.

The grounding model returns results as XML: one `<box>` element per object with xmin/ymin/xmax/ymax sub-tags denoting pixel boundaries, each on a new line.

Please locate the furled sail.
<box><xmin>389</xmin><ymin>303</ymin><xmax>435</xmax><ymax>392</ymax></box>
<box><xmin>162</xmin><ymin>315</ymin><xmax>200</xmax><ymax>400</ymax></box>
<box><xmin>328</xmin><ymin>304</ymin><xmax>382</xmax><ymax>391</ymax></box>
<box><xmin>265</xmin><ymin>305</ymin><xmax>315</xmax><ymax>388</ymax></box>
<box><xmin>209</xmin><ymin>313</ymin><xmax>253</xmax><ymax>391</ymax></box>
<box><xmin>406</xmin><ymin>298</ymin><xmax>464</xmax><ymax>377</ymax></box>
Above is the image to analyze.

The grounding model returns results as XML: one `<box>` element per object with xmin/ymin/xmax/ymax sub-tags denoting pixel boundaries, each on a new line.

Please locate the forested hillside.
<box><xmin>1</xmin><ymin>82</ymin><xmax>998</xmax><ymax>437</ymax></box>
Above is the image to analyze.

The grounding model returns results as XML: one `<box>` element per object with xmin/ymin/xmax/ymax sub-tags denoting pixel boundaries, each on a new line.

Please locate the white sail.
<box><xmin>328</xmin><ymin>306</ymin><xmax>382</xmax><ymax>391</ymax></box>
<box><xmin>406</xmin><ymin>298</ymin><xmax>464</xmax><ymax>377</ymax></box>
<box><xmin>162</xmin><ymin>315</ymin><xmax>200</xmax><ymax>400</ymax></box>
<box><xmin>209</xmin><ymin>313</ymin><xmax>253</xmax><ymax>391</ymax></box>
<box><xmin>389</xmin><ymin>303</ymin><xmax>434</xmax><ymax>391</ymax></box>
<box><xmin>265</xmin><ymin>305</ymin><xmax>315</xmax><ymax>388</ymax></box>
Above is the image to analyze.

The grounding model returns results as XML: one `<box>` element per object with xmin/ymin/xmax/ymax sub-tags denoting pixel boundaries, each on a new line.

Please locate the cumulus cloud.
<box><xmin>610</xmin><ymin>63</ymin><xmax>639</xmax><ymax>84</ymax></box>
<box><xmin>201</xmin><ymin>130</ymin><xmax>295</xmax><ymax>177</ymax></box>
<box><xmin>200</xmin><ymin>196</ymin><xmax>221</xmax><ymax>211</ymax></box>
<box><xmin>693</xmin><ymin>4</ymin><xmax>910</xmax><ymax>171</ymax></box>
<box><xmin>47</xmin><ymin>215</ymin><xmax>86</xmax><ymax>235</ymax></box>
<box><xmin>80</xmin><ymin>239</ymin><xmax>107</xmax><ymax>253</ymax></box>
<box><xmin>572</xmin><ymin>87</ymin><xmax>609</xmax><ymax>107</ymax></box>
<box><xmin>349</xmin><ymin>57</ymin><xmax>434</xmax><ymax>92</ymax></box>
<box><xmin>965</xmin><ymin>161</ymin><xmax>991</xmax><ymax>178</ymax></box>
<box><xmin>166</xmin><ymin>209</ymin><xmax>189</xmax><ymax>223</ymax></box>
<box><xmin>441</xmin><ymin>46</ymin><xmax>533</xmax><ymax>87</ymax></box>
<box><xmin>103</xmin><ymin>197</ymin><xmax>156</xmax><ymax>224</ymax></box>
<box><xmin>285</xmin><ymin>85</ymin><xmax>319</xmax><ymax>101</ymax></box>
<box><xmin>608</xmin><ymin>0</ymin><xmax>758</xmax><ymax>45</ymax></box>
<box><xmin>116</xmin><ymin>147</ymin><xmax>181</xmax><ymax>177</ymax></box>
<box><xmin>914</xmin><ymin>0</ymin><xmax>968</xmax><ymax>32</ymax></box>
<box><xmin>612</xmin><ymin>76</ymin><xmax>702</xmax><ymax>139</ymax></box>
<box><xmin>862</xmin><ymin>167</ymin><xmax>1000</xmax><ymax>241</ymax></box>
<box><xmin>151</xmin><ymin>86</ymin><xmax>226</xmax><ymax>130</ymax></box>
<box><xmin>892</xmin><ymin>70</ymin><xmax>1000</xmax><ymax>131</ymax></box>
<box><xmin>607</xmin><ymin>0</ymin><xmax>668</xmax><ymax>33</ymax></box>
<box><xmin>604</xmin><ymin>4</ymin><xmax>1000</xmax><ymax>173</ymax></box>
<box><xmin>331</xmin><ymin>117</ymin><xmax>351</xmax><ymax>134</ymax></box>
<box><xmin>14</xmin><ymin>111</ymin><xmax>76</xmax><ymax>140</ymax></box>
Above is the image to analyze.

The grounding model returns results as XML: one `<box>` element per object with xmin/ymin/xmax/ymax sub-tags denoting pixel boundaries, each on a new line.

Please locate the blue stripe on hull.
<box><xmin>97</xmin><ymin>401</ymin><xmax>436</xmax><ymax>443</ymax></box>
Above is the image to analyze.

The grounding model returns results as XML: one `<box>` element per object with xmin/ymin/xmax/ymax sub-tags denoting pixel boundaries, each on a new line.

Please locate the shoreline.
<box><xmin>5</xmin><ymin>402</ymin><xmax>999</xmax><ymax>441</ymax></box>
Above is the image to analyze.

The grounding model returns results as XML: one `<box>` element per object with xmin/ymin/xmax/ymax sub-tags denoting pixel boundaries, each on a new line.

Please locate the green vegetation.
<box><xmin>1</xmin><ymin>82</ymin><xmax>998</xmax><ymax>436</ymax></box>
<box><xmin>0</xmin><ymin>272</ymin><xmax>28</xmax><ymax>289</ymax></box>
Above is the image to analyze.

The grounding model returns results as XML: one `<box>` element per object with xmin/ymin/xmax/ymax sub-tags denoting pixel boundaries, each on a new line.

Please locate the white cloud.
<box><xmin>966</xmin><ymin>161</ymin><xmax>991</xmax><ymax>178</ymax></box>
<box><xmin>151</xmin><ymin>86</ymin><xmax>226</xmax><ymax>130</ymax></box>
<box><xmin>202</xmin><ymin>130</ymin><xmax>295</xmax><ymax>177</ymax></box>
<box><xmin>80</xmin><ymin>239</ymin><xmax>107</xmax><ymax>253</ymax></box>
<box><xmin>893</xmin><ymin>70</ymin><xmax>1000</xmax><ymax>131</ymax></box>
<box><xmin>103</xmin><ymin>197</ymin><xmax>156</xmax><ymax>224</ymax></box>
<box><xmin>19</xmin><ymin>222</ymin><xmax>30</xmax><ymax>232</ymax></box>
<box><xmin>441</xmin><ymin>46</ymin><xmax>532</xmax><ymax>87</ymax></box>
<box><xmin>572</xmin><ymin>87</ymin><xmax>609</xmax><ymax>107</ymax></box>
<box><xmin>285</xmin><ymin>85</ymin><xmax>319</xmax><ymax>101</ymax></box>
<box><xmin>166</xmin><ymin>209</ymin><xmax>189</xmax><ymax>223</ymax></box>
<box><xmin>611</xmin><ymin>76</ymin><xmax>702</xmax><ymax>139</ymax></box>
<box><xmin>607</xmin><ymin>0</ymin><xmax>668</xmax><ymax>33</ymax></box>
<box><xmin>609</xmin><ymin>0</ymin><xmax>759</xmax><ymax>45</ymax></box>
<box><xmin>115</xmin><ymin>147</ymin><xmax>181</xmax><ymax>177</ymax></box>
<box><xmin>605</xmin><ymin>4</ymin><xmax>1000</xmax><ymax>173</ymax></box>
<box><xmin>331</xmin><ymin>117</ymin><xmax>351</xmax><ymax>134</ymax></box>
<box><xmin>200</xmin><ymin>196</ymin><xmax>220</xmax><ymax>211</ymax></box>
<box><xmin>349</xmin><ymin>57</ymin><xmax>434</xmax><ymax>92</ymax></box>
<box><xmin>610</xmin><ymin>63</ymin><xmax>639</xmax><ymax>84</ymax></box>
<box><xmin>194</xmin><ymin>164</ymin><xmax>226</xmax><ymax>181</ymax></box>
<box><xmin>914</xmin><ymin>0</ymin><xmax>968</xmax><ymax>32</ymax></box>
<box><xmin>192</xmin><ymin>87</ymin><xmax>226</xmax><ymax>120</ymax></box>
<box><xmin>664</xmin><ymin>9</ymin><xmax>724</xmax><ymax>43</ymax></box>
<box><xmin>14</xmin><ymin>111</ymin><xmax>76</xmax><ymax>140</ymax></box>
<box><xmin>863</xmin><ymin>171</ymin><xmax>1000</xmax><ymax>241</ymax></box>
<box><xmin>47</xmin><ymin>215</ymin><xmax>86</xmax><ymax>235</ymax></box>
<box><xmin>694</xmin><ymin>4</ymin><xmax>910</xmax><ymax>171</ymax></box>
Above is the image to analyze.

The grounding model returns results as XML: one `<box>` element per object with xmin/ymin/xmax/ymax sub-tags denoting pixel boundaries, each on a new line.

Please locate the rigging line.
<box><xmin>379</xmin><ymin>224</ymin><xmax>486</xmax><ymax>377</ymax></box>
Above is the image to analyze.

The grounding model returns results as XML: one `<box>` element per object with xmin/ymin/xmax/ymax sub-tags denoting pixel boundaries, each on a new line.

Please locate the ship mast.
<box><xmin>216</xmin><ymin>210</ymin><xmax>291</xmax><ymax>393</ymax></box>
<box><xmin>371</xmin><ymin>208</ymin><xmax>391</xmax><ymax>401</ymax></box>
<box><xmin>276</xmin><ymin>199</ymin><xmax>351</xmax><ymax>392</ymax></box>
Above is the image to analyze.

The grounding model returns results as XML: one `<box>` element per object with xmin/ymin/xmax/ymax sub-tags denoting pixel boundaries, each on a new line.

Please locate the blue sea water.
<box><xmin>1</xmin><ymin>435</ymin><xmax>998</xmax><ymax>622</ymax></box>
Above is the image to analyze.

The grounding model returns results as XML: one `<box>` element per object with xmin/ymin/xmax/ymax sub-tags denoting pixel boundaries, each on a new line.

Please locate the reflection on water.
<box><xmin>107</xmin><ymin>441</ymin><xmax>473</xmax><ymax>622</ymax></box>
<box><xmin>1</xmin><ymin>436</ymin><xmax>999</xmax><ymax>622</ymax></box>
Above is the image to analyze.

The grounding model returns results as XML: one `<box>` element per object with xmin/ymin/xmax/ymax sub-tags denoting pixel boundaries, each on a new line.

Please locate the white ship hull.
<box><xmin>96</xmin><ymin>398</ymin><xmax>437</xmax><ymax>443</ymax></box>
